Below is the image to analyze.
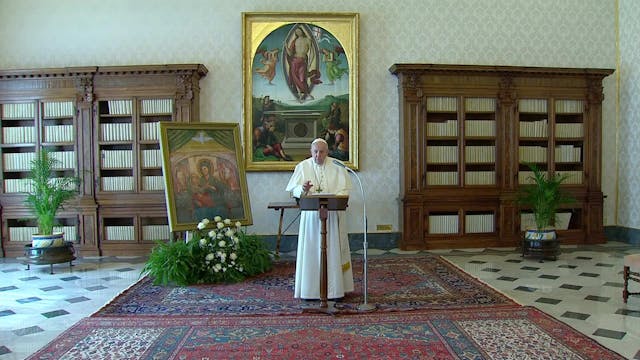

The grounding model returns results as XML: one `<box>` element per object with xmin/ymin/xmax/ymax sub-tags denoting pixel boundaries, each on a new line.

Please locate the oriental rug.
<box><xmin>28</xmin><ymin>306</ymin><xmax>625</xmax><ymax>360</ymax></box>
<box><xmin>96</xmin><ymin>254</ymin><xmax>516</xmax><ymax>316</ymax></box>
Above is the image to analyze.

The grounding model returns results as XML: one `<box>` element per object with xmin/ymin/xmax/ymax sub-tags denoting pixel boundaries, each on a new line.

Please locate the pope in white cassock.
<box><xmin>285</xmin><ymin>138</ymin><xmax>354</xmax><ymax>299</ymax></box>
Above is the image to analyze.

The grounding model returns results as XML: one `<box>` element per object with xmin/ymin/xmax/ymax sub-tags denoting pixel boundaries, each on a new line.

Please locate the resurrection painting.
<box><xmin>243</xmin><ymin>12</ymin><xmax>359</xmax><ymax>171</ymax></box>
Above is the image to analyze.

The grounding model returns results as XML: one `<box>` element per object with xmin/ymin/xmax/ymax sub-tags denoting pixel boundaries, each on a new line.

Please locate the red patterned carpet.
<box><xmin>29</xmin><ymin>307</ymin><xmax>624</xmax><ymax>359</ymax></box>
<box><xmin>28</xmin><ymin>254</ymin><xmax>626</xmax><ymax>359</ymax></box>
<box><xmin>96</xmin><ymin>255</ymin><xmax>516</xmax><ymax>316</ymax></box>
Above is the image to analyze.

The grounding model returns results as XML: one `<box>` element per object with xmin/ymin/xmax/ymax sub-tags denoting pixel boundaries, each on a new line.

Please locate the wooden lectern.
<box><xmin>298</xmin><ymin>194</ymin><xmax>349</xmax><ymax>314</ymax></box>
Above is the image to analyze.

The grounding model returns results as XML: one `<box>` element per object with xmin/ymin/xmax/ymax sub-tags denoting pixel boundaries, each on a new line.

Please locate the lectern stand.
<box><xmin>298</xmin><ymin>194</ymin><xmax>349</xmax><ymax>314</ymax></box>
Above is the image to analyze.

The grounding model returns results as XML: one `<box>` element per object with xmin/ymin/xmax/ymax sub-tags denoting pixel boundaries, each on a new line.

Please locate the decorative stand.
<box><xmin>298</xmin><ymin>195</ymin><xmax>348</xmax><ymax>315</ymax></box>
<box><xmin>23</xmin><ymin>242</ymin><xmax>76</xmax><ymax>274</ymax></box>
<box><xmin>521</xmin><ymin>229</ymin><xmax>559</xmax><ymax>262</ymax></box>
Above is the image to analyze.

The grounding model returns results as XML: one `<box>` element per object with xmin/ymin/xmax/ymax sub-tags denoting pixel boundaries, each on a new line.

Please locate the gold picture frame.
<box><xmin>159</xmin><ymin>122</ymin><xmax>252</xmax><ymax>231</ymax></box>
<box><xmin>242</xmin><ymin>12</ymin><xmax>359</xmax><ymax>171</ymax></box>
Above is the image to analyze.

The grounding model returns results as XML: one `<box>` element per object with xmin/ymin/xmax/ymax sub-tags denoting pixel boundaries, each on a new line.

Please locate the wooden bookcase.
<box><xmin>0</xmin><ymin>64</ymin><xmax>208</xmax><ymax>257</ymax></box>
<box><xmin>390</xmin><ymin>64</ymin><xmax>613</xmax><ymax>250</ymax></box>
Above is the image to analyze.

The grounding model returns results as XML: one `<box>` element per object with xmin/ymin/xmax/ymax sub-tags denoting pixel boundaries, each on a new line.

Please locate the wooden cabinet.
<box><xmin>390</xmin><ymin>64</ymin><xmax>613</xmax><ymax>250</ymax></box>
<box><xmin>0</xmin><ymin>65</ymin><xmax>207</xmax><ymax>257</ymax></box>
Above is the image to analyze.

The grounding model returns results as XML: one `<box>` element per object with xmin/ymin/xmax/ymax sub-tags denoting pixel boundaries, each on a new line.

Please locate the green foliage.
<box><xmin>141</xmin><ymin>217</ymin><xmax>273</xmax><ymax>286</ymax></box>
<box><xmin>141</xmin><ymin>239</ymin><xmax>201</xmax><ymax>286</ymax></box>
<box><xmin>24</xmin><ymin>149</ymin><xmax>81</xmax><ymax>235</ymax></box>
<box><xmin>517</xmin><ymin>163</ymin><xmax>574</xmax><ymax>230</ymax></box>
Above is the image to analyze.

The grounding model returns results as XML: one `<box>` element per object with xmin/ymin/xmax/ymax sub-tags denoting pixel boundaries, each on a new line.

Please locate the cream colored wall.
<box><xmin>617</xmin><ymin>0</ymin><xmax>640</xmax><ymax>229</ymax></box>
<box><xmin>0</xmin><ymin>0</ymin><xmax>619</xmax><ymax>235</ymax></box>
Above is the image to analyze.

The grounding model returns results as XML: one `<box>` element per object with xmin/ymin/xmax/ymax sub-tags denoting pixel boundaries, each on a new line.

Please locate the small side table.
<box><xmin>267</xmin><ymin>201</ymin><xmax>299</xmax><ymax>255</ymax></box>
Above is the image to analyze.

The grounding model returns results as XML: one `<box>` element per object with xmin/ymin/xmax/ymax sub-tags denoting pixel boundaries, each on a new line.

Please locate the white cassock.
<box><xmin>285</xmin><ymin>157</ymin><xmax>354</xmax><ymax>299</ymax></box>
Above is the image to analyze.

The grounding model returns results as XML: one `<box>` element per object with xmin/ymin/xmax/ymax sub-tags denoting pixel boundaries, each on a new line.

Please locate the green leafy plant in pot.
<box><xmin>24</xmin><ymin>149</ymin><xmax>81</xmax><ymax>248</ymax></box>
<box><xmin>516</xmin><ymin>163</ymin><xmax>574</xmax><ymax>255</ymax></box>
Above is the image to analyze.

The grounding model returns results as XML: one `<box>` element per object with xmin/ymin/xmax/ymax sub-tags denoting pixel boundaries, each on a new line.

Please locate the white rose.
<box><xmin>225</xmin><ymin>230</ymin><xmax>234</xmax><ymax>238</ymax></box>
<box><xmin>218</xmin><ymin>240</ymin><xmax>226</xmax><ymax>247</ymax></box>
<box><xmin>205</xmin><ymin>253</ymin><xmax>214</xmax><ymax>261</ymax></box>
<box><xmin>217</xmin><ymin>233</ymin><xmax>223</xmax><ymax>239</ymax></box>
<box><xmin>230</xmin><ymin>253</ymin><xmax>237</xmax><ymax>260</ymax></box>
<box><xmin>214</xmin><ymin>216</ymin><xmax>222</xmax><ymax>222</ymax></box>
<box><xmin>215</xmin><ymin>263</ymin><xmax>222</xmax><ymax>270</ymax></box>
<box><xmin>224</xmin><ymin>218</ymin><xmax>231</xmax><ymax>225</ymax></box>
<box><xmin>197</xmin><ymin>221</ymin><xmax>206</xmax><ymax>230</ymax></box>
<box><xmin>208</xmin><ymin>230</ymin><xmax>216</xmax><ymax>238</ymax></box>
<box><xmin>235</xmin><ymin>221</ymin><xmax>241</xmax><ymax>228</ymax></box>
<box><xmin>217</xmin><ymin>222</ymin><xmax>224</xmax><ymax>229</ymax></box>
<box><xmin>199</xmin><ymin>239</ymin><xmax>208</xmax><ymax>246</ymax></box>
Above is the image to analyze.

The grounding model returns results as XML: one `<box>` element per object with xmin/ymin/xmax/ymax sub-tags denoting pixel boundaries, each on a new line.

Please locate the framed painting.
<box><xmin>159</xmin><ymin>122</ymin><xmax>252</xmax><ymax>232</ymax></box>
<box><xmin>242</xmin><ymin>12</ymin><xmax>359</xmax><ymax>171</ymax></box>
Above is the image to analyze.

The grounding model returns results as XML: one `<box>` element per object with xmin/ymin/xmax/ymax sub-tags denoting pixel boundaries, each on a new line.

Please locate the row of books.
<box><xmin>426</xmin><ymin>146</ymin><xmax>458</xmax><ymax>163</ymax></box>
<box><xmin>101</xmin><ymin>150</ymin><xmax>133</xmax><ymax>169</ymax></box>
<box><xmin>464</xmin><ymin>171</ymin><xmax>496</xmax><ymax>185</ymax></box>
<box><xmin>100</xmin><ymin>149</ymin><xmax>162</xmax><ymax>169</ymax></box>
<box><xmin>106</xmin><ymin>99</ymin><xmax>173</xmax><ymax>116</ymax></box>
<box><xmin>427</xmin><ymin>120</ymin><xmax>458</xmax><ymax>137</ymax></box>
<box><xmin>426</xmin><ymin>97</ymin><xmax>458</xmax><ymax>112</ymax></box>
<box><xmin>106</xmin><ymin>100</ymin><xmax>133</xmax><ymax>115</ymax></box>
<box><xmin>464</xmin><ymin>120</ymin><xmax>496</xmax><ymax>137</ymax></box>
<box><xmin>520</xmin><ymin>119</ymin><xmax>548</xmax><ymax>137</ymax></box>
<box><xmin>2</xmin><ymin>103</ymin><xmax>35</xmax><ymax>119</ymax></box>
<box><xmin>465</xmin><ymin>214</ymin><xmax>495</xmax><ymax>233</ymax></box>
<box><xmin>44</xmin><ymin>125</ymin><xmax>75</xmax><ymax>142</ymax></box>
<box><xmin>104</xmin><ymin>225</ymin><xmax>135</xmax><ymax>241</ymax></box>
<box><xmin>43</xmin><ymin>101</ymin><xmax>74</xmax><ymax>118</ymax></box>
<box><xmin>556</xmin><ymin>123</ymin><xmax>584</xmax><ymax>138</ymax></box>
<box><xmin>8</xmin><ymin>225</ymin><xmax>77</xmax><ymax>242</ymax></box>
<box><xmin>464</xmin><ymin>98</ymin><xmax>496</xmax><ymax>112</ymax></box>
<box><xmin>141</xmin><ymin>149</ymin><xmax>162</xmax><ymax>168</ymax></box>
<box><xmin>101</xmin><ymin>176</ymin><xmax>134</xmax><ymax>191</ymax></box>
<box><xmin>140</xmin><ymin>99</ymin><xmax>173</xmax><ymax>115</ymax></box>
<box><xmin>428</xmin><ymin>215</ymin><xmax>459</xmax><ymax>234</ymax></box>
<box><xmin>2</xmin><ymin>151</ymin><xmax>76</xmax><ymax>171</ymax></box>
<box><xmin>555</xmin><ymin>145</ymin><xmax>582</xmax><ymax>163</ymax></box>
<box><xmin>427</xmin><ymin>120</ymin><xmax>497</xmax><ymax>137</ymax></box>
<box><xmin>427</xmin><ymin>172</ymin><xmax>458</xmax><ymax>185</ymax></box>
<box><xmin>2</xmin><ymin>126</ymin><xmax>36</xmax><ymax>144</ymax></box>
<box><xmin>519</xmin><ymin>99</ymin><xmax>583</xmax><ymax>114</ymax></box>
<box><xmin>519</xmin><ymin>99</ymin><xmax>548</xmax><ymax>113</ymax></box>
<box><xmin>556</xmin><ymin>171</ymin><xmax>583</xmax><ymax>184</ymax></box>
<box><xmin>464</xmin><ymin>146</ymin><xmax>496</xmax><ymax>163</ymax></box>
<box><xmin>519</xmin><ymin>146</ymin><xmax>548</xmax><ymax>162</ymax></box>
<box><xmin>142</xmin><ymin>224</ymin><xmax>171</xmax><ymax>241</ymax></box>
<box><xmin>141</xmin><ymin>122</ymin><xmax>160</xmax><ymax>141</ymax></box>
<box><xmin>555</xmin><ymin>100</ymin><xmax>583</xmax><ymax>114</ymax></box>
<box><xmin>100</xmin><ymin>123</ymin><xmax>133</xmax><ymax>142</ymax></box>
<box><xmin>100</xmin><ymin>175</ymin><xmax>165</xmax><ymax>192</ymax></box>
<box><xmin>142</xmin><ymin>176</ymin><xmax>164</xmax><ymax>191</ymax></box>
<box><xmin>426</xmin><ymin>97</ymin><xmax>496</xmax><ymax>113</ymax></box>
<box><xmin>2</xmin><ymin>124</ymin><xmax>80</xmax><ymax>144</ymax></box>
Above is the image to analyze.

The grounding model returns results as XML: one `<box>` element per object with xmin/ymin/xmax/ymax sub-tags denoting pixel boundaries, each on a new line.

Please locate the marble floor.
<box><xmin>1</xmin><ymin>241</ymin><xmax>639</xmax><ymax>359</ymax></box>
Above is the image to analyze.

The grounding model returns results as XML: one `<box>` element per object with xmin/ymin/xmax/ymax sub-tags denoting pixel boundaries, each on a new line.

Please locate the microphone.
<box><xmin>332</xmin><ymin>159</ymin><xmax>375</xmax><ymax>312</ymax></box>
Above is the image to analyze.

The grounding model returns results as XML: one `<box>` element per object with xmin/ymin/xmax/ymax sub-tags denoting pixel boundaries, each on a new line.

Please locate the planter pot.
<box><xmin>522</xmin><ymin>228</ymin><xmax>559</xmax><ymax>261</ymax></box>
<box><xmin>23</xmin><ymin>241</ymin><xmax>76</xmax><ymax>274</ymax></box>
<box><xmin>32</xmin><ymin>232</ymin><xmax>65</xmax><ymax>248</ymax></box>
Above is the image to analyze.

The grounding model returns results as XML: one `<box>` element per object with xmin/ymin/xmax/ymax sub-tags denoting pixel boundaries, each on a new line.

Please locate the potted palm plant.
<box><xmin>517</xmin><ymin>163</ymin><xmax>574</xmax><ymax>260</ymax></box>
<box><xmin>24</xmin><ymin>149</ymin><xmax>81</xmax><ymax>248</ymax></box>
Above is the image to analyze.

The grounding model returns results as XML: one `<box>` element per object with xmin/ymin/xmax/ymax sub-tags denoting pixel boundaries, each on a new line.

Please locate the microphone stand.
<box><xmin>333</xmin><ymin>160</ymin><xmax>376</xmax><ymax>312</ymax></box>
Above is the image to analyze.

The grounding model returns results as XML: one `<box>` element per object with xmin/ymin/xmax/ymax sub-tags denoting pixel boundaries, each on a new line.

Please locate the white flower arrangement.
<box><xmin>195</xmin><ymin>216</ymin><xmax>245</xmax><ymax>277</ymax></box>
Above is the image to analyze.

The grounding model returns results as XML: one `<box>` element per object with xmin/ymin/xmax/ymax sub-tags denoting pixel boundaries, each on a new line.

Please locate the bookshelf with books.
<box><xmin>0</xmin><ymin>64</ymin><xmax>207</xmax><ymax>257</ymax></box>
<box><xmin>390</xmin><ymin>64</ymin><xmax>613</xmax><ymax>250</ymax></box>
